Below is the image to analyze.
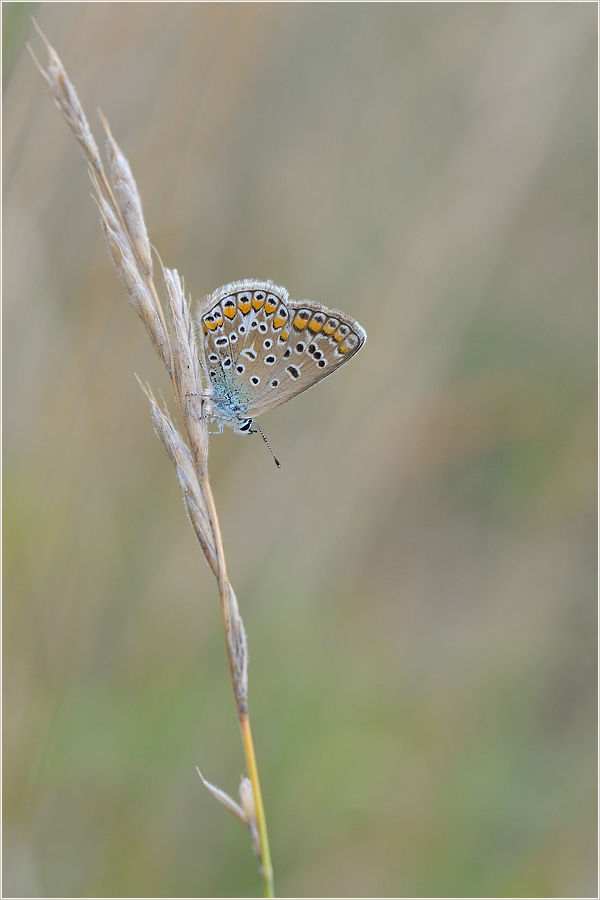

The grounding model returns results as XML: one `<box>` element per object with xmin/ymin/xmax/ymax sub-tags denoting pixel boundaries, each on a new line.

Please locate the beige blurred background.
<box><xmin>3</xmin><ymin>3</ymin><xmax>597</xmax><ymax>897</ymax></box>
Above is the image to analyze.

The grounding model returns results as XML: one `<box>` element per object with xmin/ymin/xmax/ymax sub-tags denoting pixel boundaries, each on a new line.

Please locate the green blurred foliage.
<box><xmin>3</xmin><ymin>3</ymin><xmax>596</xmax><ymax>897</ymax></box>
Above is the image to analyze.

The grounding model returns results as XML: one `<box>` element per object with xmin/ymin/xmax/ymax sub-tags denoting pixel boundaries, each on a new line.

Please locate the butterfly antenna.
<box><xmin>253</xmin><ymin>423</ymin><xmax>281</xmax><ymax>468</ymax></box>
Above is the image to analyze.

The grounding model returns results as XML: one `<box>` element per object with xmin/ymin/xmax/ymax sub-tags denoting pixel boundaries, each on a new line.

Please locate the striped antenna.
<box><xmin>252</xmin><ymin>422</ymin><xmax>281</xmax><ymax>468</ymax></box>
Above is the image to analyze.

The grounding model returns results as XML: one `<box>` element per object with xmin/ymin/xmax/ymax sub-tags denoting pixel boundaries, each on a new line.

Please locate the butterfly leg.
<box><xmin>208</xmin><ymin>419</ymin><xmax>224</xmax><ymax>435</ymax></box>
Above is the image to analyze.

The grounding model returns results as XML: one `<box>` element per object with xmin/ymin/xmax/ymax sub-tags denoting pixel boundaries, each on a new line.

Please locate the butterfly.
<box><xmin>197</xmin><ymin>280</ymin><xmax>366</xmax><ymax>442</ymax></box>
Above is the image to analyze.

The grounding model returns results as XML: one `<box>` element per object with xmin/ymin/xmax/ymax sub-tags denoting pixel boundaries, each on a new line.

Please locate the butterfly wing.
<box><xmin>245</xmin><ymin>300</ymin><xmax>366</xmax><ymax>417</ymax></box>
<box><xmin>198</xmin><ymin>281</ymin><xmax>283</xmax><ymax>421</ymax></box>
<box><xmin>198</xmin><ymin>280</ymin><xmax>366</xmax><ymax>423</ymax></box>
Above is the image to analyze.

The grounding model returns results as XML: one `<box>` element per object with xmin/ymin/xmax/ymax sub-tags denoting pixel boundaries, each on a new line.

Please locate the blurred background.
<box><xmin>3</xmin><ymin>3</ymin><xmax>597</xmax><ymax>897</ymax></box>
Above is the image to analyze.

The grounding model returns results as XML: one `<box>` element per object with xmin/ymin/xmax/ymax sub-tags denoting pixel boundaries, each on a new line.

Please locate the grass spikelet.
<box><xmin>28</xmin><ymin>21</ymin><xmax>100</xmax><ymax>170</ymax></box>
<box><xmin>100</xmin><ymin>110</ymin><xmax>153</xmax><ymax>277</ymax></box>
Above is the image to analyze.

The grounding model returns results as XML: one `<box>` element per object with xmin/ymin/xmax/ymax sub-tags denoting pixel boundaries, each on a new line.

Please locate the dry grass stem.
<box><xmin>32</xmin><ymin>26</ymin><xmax>274</xmax><ymax>898</ymax></box>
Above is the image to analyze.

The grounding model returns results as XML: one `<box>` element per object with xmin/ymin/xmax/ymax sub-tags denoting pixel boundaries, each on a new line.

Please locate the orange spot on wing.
<box><xmin>273</xmin><ymin>315</ymin><xmax>286</xmax><ymax>329</ymax></box>
<box><xmin>338</xmin><ymin>341</ymin><xmax>350</xmax><ymax>354</ymax></box>
<box><xmin>293</xmin><ymin>315</ymin><xmax>309</xmax><ymax>330</ymax></box>
<box><xmin>252</xmin><ymin>296</ymin><xmax>265</xmax><ymax>310</ymax></box>
<box><xmin>204</xmin><ymin>319</ymin><xmax>218</xmax><ymax>331</ymax></box>
<box><xmin>238</xmin><ymin>297</ymin><xmax>252</xmax><ymax>314</ymax></box>
<box><xmin>265</xmin><ymin>298</ymin><xmax>277</xmax><ymax>314</ymax></box>
<box><xmin>223</xmin><ymin>304</ymin><xmax>237</xmax><ymax>319</ymax></box>
<box><xmin>308</xmin><ymin>319</ymin><xmax>323</xmax><ymax>333</ymax></box>
<box><xmin>323</xmin><ymin>322</ymin><xmax>335</xmax><ymax>334</ymax></box>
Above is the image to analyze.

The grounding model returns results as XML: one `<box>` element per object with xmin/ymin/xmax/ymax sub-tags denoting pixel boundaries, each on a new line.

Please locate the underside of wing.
<box><xmin>248</xmin><ymin>301</ymin><xmax>366</xmax><ymax>417</ymax></box>
<box><xmin>197</xmin><ymin>282</ymin><xmax>366</xmax><ymax>421</ymax></box>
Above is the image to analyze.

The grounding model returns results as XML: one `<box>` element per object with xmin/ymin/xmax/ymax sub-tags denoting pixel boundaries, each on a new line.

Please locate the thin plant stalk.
<box><xmin>30</xmin><ymin>24</ymin><xmax>275</xmax><ymax>898</ymax></box>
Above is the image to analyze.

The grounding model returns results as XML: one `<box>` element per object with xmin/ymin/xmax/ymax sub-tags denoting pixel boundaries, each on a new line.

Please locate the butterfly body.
<box><xmin>197</xmin><ymin>280</ymin><xmax>366</xmax><ymax>434</ymax></box>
